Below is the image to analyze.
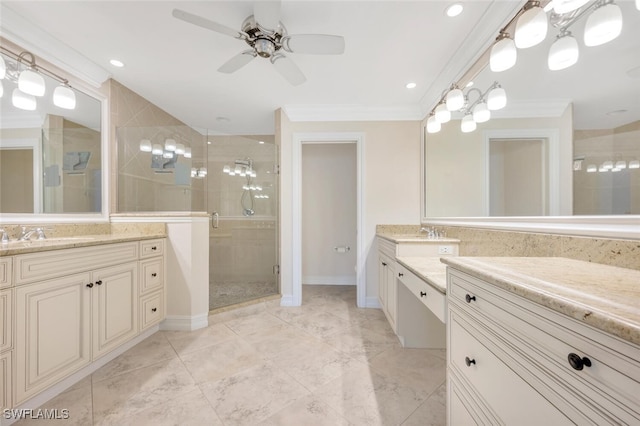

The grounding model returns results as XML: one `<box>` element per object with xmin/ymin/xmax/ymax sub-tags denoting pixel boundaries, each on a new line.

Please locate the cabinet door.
<box><xmin>1</xmin><ymin>351</ymin><xmax>11</xmax><ymax>411</ymax></box>
<box><xmin>0</xmin><ymin>289</ymin><xmax>11</xmax><ymax>352</ymax></box>
<box><xmin>15</xmin><ymin>273</ymin><xmax>92</xmax><ymax>404</ymax></box>
<box><xmin>386</xmin><ymin>263</ymin><xmax>397</xmax><ymax>329</ymax></box>
<box><xmin>92</xmin><ymin>262</ymin><xmax>139</xmax><ymax>359</ymax></box>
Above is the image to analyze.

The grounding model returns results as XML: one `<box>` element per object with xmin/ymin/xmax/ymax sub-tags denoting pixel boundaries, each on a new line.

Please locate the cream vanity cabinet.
<box><xmin>377</xmin><ymin>238</ymin><xmax>398</xmax><ymax>330</ymax></box>
<box><xmin>446</xmin><ymin>267</ymin><xmax>640</xmax><ymax>425</ymax></box>
<box><xmin>12</xmin><ymin>238</ymin><xmax>165</xmax><ymax>405</ymax></box>
<box><xmin>1</xmin><ymin>257</ymin><xmax>13</xmax><ymax>411</ymax></box>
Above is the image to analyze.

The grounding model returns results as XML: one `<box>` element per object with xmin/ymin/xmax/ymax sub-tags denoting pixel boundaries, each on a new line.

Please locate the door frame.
<box><xmin>292</xmin><ymin>132</ymin><xmax>365</xmax><ymax>307</ymax></box>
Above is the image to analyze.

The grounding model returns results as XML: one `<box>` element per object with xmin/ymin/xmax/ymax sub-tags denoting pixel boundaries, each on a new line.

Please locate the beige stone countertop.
<box><xmin>396</xmin><ymin>256</ymin><xmax>448</xmax><ymax>294</ymax></box>
<box><xmin>377</xmin><ymin>233</ymin><xmax>460</xmax><ymax>244</ymax></box>
<box><xmin>0</xmin><ymin>233</ymin><xmax>166</xmax><ymax>256</ymax></box>
<box><xmin>441</xmin><ymin>257</ymin><xmax>640</xmax><ymax>346</ymax></box>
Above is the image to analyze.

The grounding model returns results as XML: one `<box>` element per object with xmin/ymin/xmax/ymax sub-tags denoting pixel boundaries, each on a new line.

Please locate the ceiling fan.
<box><xmin>172</xmin><ymin>1</ymin><xmax>345</xmax><ymax>86</ymax></box>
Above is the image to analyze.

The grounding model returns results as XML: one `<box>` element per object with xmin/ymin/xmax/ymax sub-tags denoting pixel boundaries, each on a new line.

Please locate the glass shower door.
<box><xmin>207</xmin><ymin>135</ymin><xmax>279</xmax><ymax>310</ymax></box>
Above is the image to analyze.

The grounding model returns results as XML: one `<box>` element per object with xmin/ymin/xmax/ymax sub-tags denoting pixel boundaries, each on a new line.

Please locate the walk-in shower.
<box><xmin>208</xmin><ymin>136</ymin><xmax>279</xmax><ymax>310</ymax></box>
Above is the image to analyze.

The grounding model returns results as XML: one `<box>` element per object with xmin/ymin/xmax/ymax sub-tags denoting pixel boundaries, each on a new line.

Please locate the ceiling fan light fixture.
<box><xmin>548</xmin><ymin>31</ymin><xmax>579</xmax><ymax>70</ymax></box>
<box><xmin>426</xmin><ymin>115</ymin><xmax>441</xmax><ymax>133</ymax></box>
<box><xmin>255</xmin><ymin>38</ymin><xmax>276</xmax><ymax>58</ymax></box>
<box><xmin>12</xmin><ymin>88</ymin><xmax>36</xmax><ymax>111</ymax></box>
<box><xmin>18</xmin><ymin>68</ymin><xmax>46</xmax><ymax>97</ymax></box>
<box><xmin>446</xmin><ymin>87</ymin><xmax>464</xmax><ymax>111</ymax></box>
<box><xmin>490</xmin><ymin>33</ymin><xmax>517</xmax><ymax>72</ymax></box>
<box><xmin>473</xmin><ymin>102</ymin><xmax>491</xmax><ymax>123</ymax></box>
<box><xmin>435</xmin><ymin>102</ymin><xmax>451</xmax><ymax>123</ymax></box>
<box><xmin>584</xmin><ymin>1</ymin><xmax>622</xmax><ymax>47</ymax></box>
<box><xmin>461</xmin><ymin>113</ymin><xmax>477</xmax><ymax>133</ymax></box>
<box><xmin>487</xmin><ymin>86</ymin><xmax>507</xmax><ymax>110</ymax></box>
<box><xmin>515</xmin><ymin>1</ymin><xmax>548</xmax><ymax>49</ymax></box>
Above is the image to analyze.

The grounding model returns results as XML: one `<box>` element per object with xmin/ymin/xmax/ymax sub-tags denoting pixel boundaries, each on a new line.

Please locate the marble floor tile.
<box><xmin>402</xmin><ymin>382</ymin><xmax>447</xmax><ymax>426</ymax></box>
<box><xmin>323</xmin><ymin>325</ymin><xmax>402</xmax><ymax>362</ymax></box>
<box><xmin>285</xmin><ymin>310</ymin><xmax>354</xmax><ymax>339</ymax></box>
<box><xmin>224</xmin><ymin>310</ymin><xmax>288</xmax><ymax>335</ymax></box>
<box><xmin>164</xmin><ymin>322</ymin><xmax>238</xmax><ymax>355</ymax></box>
<box><xmin>240</xmin><ymin>323</ymin><xmax>319</xmax><ymax>359</ymax></box>
<box><xmin>92</xmin><ymin>357</ymin><xmax>198</xmax><ymax>425</ymax></box>
<box><xmin>15</xmin><ymin>387</ymin><xmax>93</xmax><ymax>426</ymax></box>
<box><xmin>92</xmin><ymin>331</ymin><xmax>178</xmax><ymax>383</ymax></box>
<box><xmin>200</xmin><ymin>363</ymin><xmax>310</xmax><ymax>426</ymax></box>
<box><xmin>180</xmin><ymin>338</ymin><xmax>263</xmax><ymax>384</ymax></box>
<box><xmin>267</xmin><ymin>303</ymin><xmax>324</xmax><ymax>323</ymax></box>
<box><xmin>260</xmin><ymin>394</ymin><xmax>353</xmax><ymax>426</ymax></box>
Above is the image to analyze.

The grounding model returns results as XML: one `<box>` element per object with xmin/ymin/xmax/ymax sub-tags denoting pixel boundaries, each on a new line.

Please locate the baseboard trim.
<box><xmin>7</xmin><ymin>326</ymin><xmax>159</xmax><ymax>425</ymax></box>
<box><xmin>302</xmin><ymin>275</ymin><xmax>356</xmax><ymax>286</ymax></box>
<box><xmin>365</xmin><ymin>297</ymin><xmax>382</xmax><ymax>309</ymax></box>
<box><xmin>160</xmin><ymin>314</ymin><xmax>208</xmax><ymax>331</ymax></box>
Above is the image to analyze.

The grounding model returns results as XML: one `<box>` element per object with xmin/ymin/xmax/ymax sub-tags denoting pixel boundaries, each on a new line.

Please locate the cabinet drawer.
<box><xmin>139</xmin><ymin>258</ymin><xmax>163</xmax><ymax>294</ymax></box>
<box><xmin>449</xmin><ymin>310</ymin><xmax>573</xmax><ymax>426</ymax></box>
<box><xmin>140</xmin><ymin>291</ymin><xmax>164</xmax><ymax>331</ymax></box>
<box><xmin>0</xmin><ymin>289</ymin><xmax>11</xmax><ymax>352</ymax></box>
<box><xmin>15</xmin><ymin>242</ymin><xmax>138</xmax><ymax>285</ymax></box>
<box><xmin>0</xmin><ymin>257</ymin><xmax>11</xmax><ymax>288</ymax></box>
<box><xmin>139</xmin><ymin>239</ymin><xmax>164</xmax><ymax>259</ymax></box>
<box><xmin>1</xmin><ymin>351</ymin><xmax>11</xmax><ymax>411</ymax></box>
<box><xmin>397</xmin><ymin>264</ymin><xmax>446</xmax><ymax>323</ymax></box>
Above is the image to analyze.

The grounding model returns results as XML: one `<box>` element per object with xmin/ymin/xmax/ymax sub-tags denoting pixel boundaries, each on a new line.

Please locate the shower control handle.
<box><xmin>211</xmin><ymin>212</ymin><xmax>219</xmax><ymax>229</ymax></box>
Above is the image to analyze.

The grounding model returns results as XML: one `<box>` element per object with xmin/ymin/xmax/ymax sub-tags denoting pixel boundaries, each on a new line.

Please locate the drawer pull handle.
<box><xmin>420</xmin><ymin>291</ymin><xmax>427</xmax><ymax>297</ymax></box>
<box><xmin>568</xmin><ymin>353</ymin><xmax>592</xmax><ymax>371</ymax></box>
<box><xmin>86</xmin><ymin>283</ymin><xmax>94</xmax><ymax>288</ymax></box>
<box><xmin>151</xmin><ymin>273</ymin><xmax>157</xmax><ymax>277</ymax></box>
<box><xmin>465</xmin><ymin>294</ymin><xmax>476</xmax><ymax>303</ymax></box>
<box><xmin>151</xmin><ymin>246</ymin><xmax>157</xmax><ymax>251</ymax></box>
<box><xmin>382</xmin><ymin>262</ymin><xmax>387</xmax><ymax>266</ymax></box>
<box><xmin>465</xmin><ymin>357</ymin><xmax>476</xmax><ymax>367</ymax></box>
<box><xmin>398</xmin><ymin>272</ymin><xmax>404</xmax><ymax>277</ymax></box>
<box><xmin>95</xmin><ymin>280</ymin><xmax>103</xmax><ymax>286</ymax></box>
<box><xmin>152</xmin><ymin>308</ymin><xmax>157</xmax><ymax>312</ymax></box>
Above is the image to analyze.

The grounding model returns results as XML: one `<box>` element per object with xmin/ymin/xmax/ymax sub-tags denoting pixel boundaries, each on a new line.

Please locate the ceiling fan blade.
<box><xmin>271</xmin><ymin>55</ymin><xmax>306</xmax><ymax>86</ymax></box>
<box><xmin>218</xmin><ymin>50</ymin><xmax>257</xmax><ymax>73</ymax></box>
<box><xmin>254</xmin><ymin>1</ymin><xmax>282</xmax><ymax>30</ymax></box>
<box><xmin>172</xmin><ymin>9</ymin><xmax>245</xmax><ymax>39</ymax></box>
<box><xmin>282</xmin><ymin>34</ymin><xmax>345</xmax><ymax>55</ymax></box>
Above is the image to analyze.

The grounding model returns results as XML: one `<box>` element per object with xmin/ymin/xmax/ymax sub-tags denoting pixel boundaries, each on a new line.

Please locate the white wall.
<box><xmin>302</xmin><ymin>143</ymin><xmax>357</xmax><ymax>285</ymax></box>
<box><xmin>278</xmin><ymin>110</ymin><xmax>421</xmax><ymax>305</ymax></box>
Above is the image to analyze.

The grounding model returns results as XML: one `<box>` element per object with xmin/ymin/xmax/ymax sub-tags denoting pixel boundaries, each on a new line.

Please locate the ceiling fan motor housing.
<box><xmin>242</xmin><ymin>15</ymin><xmax>285</xmax><ymax>58</ymax></box>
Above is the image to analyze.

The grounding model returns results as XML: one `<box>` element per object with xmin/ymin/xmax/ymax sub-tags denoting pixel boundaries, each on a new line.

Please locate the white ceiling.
<box><xmin>1</xmin><ymin>0</ymin><xmax>518</xmax><ymax>135</ymax></box>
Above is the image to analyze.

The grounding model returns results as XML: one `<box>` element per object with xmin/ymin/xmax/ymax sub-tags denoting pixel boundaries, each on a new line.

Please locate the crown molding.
<box><xmin>0</xmin><ymin>4</ymin><xmax>111</xmax><ymax>88</ymax></box>
<box><xmin>283</xmin><ymin>104</ymin><xmax>423</xmax><ymax>122</ymax></box>
<box><xmin>418</xmin><ymin>0</ymin><xmax>523</xmax><ymax>117</ymax></box>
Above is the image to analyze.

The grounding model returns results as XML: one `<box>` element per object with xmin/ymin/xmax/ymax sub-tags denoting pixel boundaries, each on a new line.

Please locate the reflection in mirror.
<box><xmin>0</xmin><ymin>47</ymin><xmax>102</xmax><ymax>214</ymax></box>
<box><xmin>424</xmin><ymin>1</ymin><xmax>639</xmax><ymax>218</ymax></box>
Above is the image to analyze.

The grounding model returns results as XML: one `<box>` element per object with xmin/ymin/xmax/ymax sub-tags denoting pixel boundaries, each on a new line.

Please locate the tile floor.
<box><xmin>16</xmin><ymin>285</ymin><xmax>446</xmax><ymax>426</ymax></box>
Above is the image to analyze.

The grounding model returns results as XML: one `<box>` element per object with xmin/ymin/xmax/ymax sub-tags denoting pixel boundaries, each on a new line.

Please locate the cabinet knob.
<box><xmin>568</xmin><ymin>353</ymin><xmax>592</xmax><ymax>371</ymax></box>
<box><xmin>151</xmin><ymin>273</ymin><xmax>157</xmax><ymax>277</ymax></box>
<box><xmin>152</xmin><ymin>307</ymin><xmax>157</xmax><ymax>312</ymax></box>
<box><xmin>95</xmin><ymin>280</ymin><xmax>103</xmax><ymax>285</ymax></box>
<box><xmin>151</xmin><ymin>246</ymin><xmax>157</xmax><ymax>251</ymax></box>
<box><xmin>381</xmin><ymin>262</ymin><xmax>387</xmax><ymax>266</ymax></box>
<box><xmin>465</xmin><ymin>357</ymin><xmax>476</xmax><ymax>367</ymax></box>
<box><xmin>465</xmin><ymin>294</ymin><xmax>476</xmax><ymax>303</ymax></box>
<box><xmin>398</xmin><ymin>272</ymin><xmax>404</xmax><ymax>277</ymax></box>
<box><xmin>420</xmin><ymin>291</ymin><xmax>427</xmax><ymax>297</ymax></box>
<box><xmin>86</xmin><ymin>283</ymin><xmax>94</xmax><ymax>288</ymax></box>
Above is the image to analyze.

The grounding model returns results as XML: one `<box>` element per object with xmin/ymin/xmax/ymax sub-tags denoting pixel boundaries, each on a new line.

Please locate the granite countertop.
<box><xmin>396</xmin><ymin>256</ymin><xmax>448</xmax><ymax>294</ymax></box>
<box><xmin>441</xmin><ymin>256</ymin><xmax>640</xmax><ymax>346</ymax></box>
<box><xmin>0</xmin><ymin>232</ymin><xmax>166</xmax><ymax>256</ymax></box>
<box><xmin>377</xmin><ymin>233</ymin><xmax>460</xmax><ymax>244</ymax></box>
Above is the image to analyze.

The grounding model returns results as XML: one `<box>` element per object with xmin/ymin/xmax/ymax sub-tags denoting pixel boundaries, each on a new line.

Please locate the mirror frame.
<box><xmin>420</xmin><ymin>124</ymin><xmax>640</xmax><ymax>239</ymax></box>
<box><xmin>0</xmin><ymin>81</ymin><xmax>110</xmax><ymax>224</ymax></box>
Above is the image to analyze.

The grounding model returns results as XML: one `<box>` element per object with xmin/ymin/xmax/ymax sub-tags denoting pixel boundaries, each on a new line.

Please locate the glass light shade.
<box><xmin>637</xmin><ymin>0</ymin><xmax>640</xmax><ymax>11</ymax></box>
<box><xmin>461</xmin><ymin>114</ymin><xmax>477</xmax><ymax>133</ymax></box>
<box><xmin>165</xmin><ymin>138</ymin><xmax>177</xmax><ymax>151</ymax></box>
<box><xmin>0</xmin><ymin>80</ymin><xmax>3</xmax><ymax>98</ymax></box>
<box><xmin>548</xmin><ymin>33</ymin><xmax>579</xmax><ymax>71</ymax></box>
<box><xmin>487</xmin><ymin>87</ymin><xmax>507</xmax><ymax>110</ymax></box>
<box><xmin>553</xmin><ymin>0</ymin><xmax>590</xmax><ymax>14</ymax></box>
<box><xmin>490</xmin><ymin>36</ymin><xmax>517</xmax><ymax>72</ymax></box>
<box><xmin>191</xmin><ymin>168</ymin><xmax>198</xmax><ymax>177</ymax></box>
<box><xmin>472</xmin><ymin>102</ymin><xmax>491</xmax><ymax>123</ymax></box>
<box><xmin>602</xmin><ymin>160</ymin><xmax>614</xmax><ymax>170</ymax></box>
<box><xmin>611</xmin><ymin>167</ymin><xmax>621</xmax><ymax>172</ymax></box>
<box><xmin>184</xmin><ymin>147</ymin><xmax>192</xmax><ymax>158</ymax></box>
<box><xmin>175</xmin><ymin>143</ymin><xmax>185</xmax><ymax>155</ymax></box>
<box><xmin>615</xmin><ymin>160</ymin><xmax>626</xmax><ymax>169</ymax></box>
<box><xmin>434</xmin><ymin>103</ymin><xmax>451</xmax><ymax>123</ymax></box>
<box><xmin>514</xmin><ymin>4</ymin><xmax>548</xmax><ymax>49</ymax></box>
<box><xmin>629</xmin><ymin>160</ymin><xmax>640</xmax><ymax>169</ymax></box>
<box><xmin>446</xmin><ymin>88</ymin><xmax>464</xmax><ymax>111</ymax></box>
<box><xmin>234</xmin><ymin>165</ymin><xmax>242</xmax><ymax>175</ymax></box>
<box><xmin>151</xmin><ymin>144</ymin><xmax>163</xmax><ymax>155</ymax></box>
<box><xmin>18</xmin><ymin>69</ymin><xmax>46</xmax><ymax>96</ymax></box>
<box><xmin>12</xmin><ymin>88</ymin><xmax>36</xmax><ymax>110</ymax></box>
<box><xmin>0</xmin><ymin>56</ymin><xmax>5</xmax><ymax>79</ymax></box>
<box><xmin>426</xmin><ymin>115</ymin><xmax>441</xmax><ymax>133</ymax></box>
<box><xmin>223</xmin><ymin>165</ymin><xmax>231</xmax><ymax>173</ymax></box>
<box><xmin>53</xmin><ymin>84</ymin><xmax>76</xmax><ymax>109</ymax></box>
<box><xmin>584</xmin><ymin>2</ymin><xmax>622</xmax><ymax>47</ymax></box>
<box><xmin>198</xmin><ymin>168</ymin><xmax>207</xmax><ymax>177</ymax></box>
<box><xmin>598</xmin><ymin>166</ymin><xmax>608</xmax><ymax>172</ymax></box>
<box><xmin>586</xmin><ymin>164</ymin><xmax>597</xmax><ymax>173</ymax></box>
<box><xmin>162</xmin><ymin>151</ymin><xmax>174</xmax><ymax>159</ymax></box>
<box><xmin>139</xmin><ymin>139</ymin><xmax>152</xmax><ymax>152</ymax></box>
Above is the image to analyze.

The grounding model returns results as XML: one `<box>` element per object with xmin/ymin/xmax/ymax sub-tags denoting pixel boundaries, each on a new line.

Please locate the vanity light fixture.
<box><xmin>0</xmin><ymin>55</ymin><xmax>5</xmax><ymax>79</ymax></box>
<box><xmin>629</xmin><ymin>160</ymin><xmax>640</xmax><ymax>169</ymax></box>
<box><xmin>11</xmin><ymin>88</ymin><xmax>36</xmax><ymax>111</ymax></box>
<box><xmin>18</xmin><ymin>68</ymin><xmax>45</xmax><ymax>97</ymax></box>
<box><xmin>602</xmin><ymin>160</ymin><xmax>614</xmax><ymax>170</ymax></box>
<box><xmin>53</xmin><ymin>82</ymin><xmax>76</xmax><ymax>110</ymax></box>
<box><xmin>586</xmin><ymin>164</ymin><xmax>597</xmax><ymax>172</ymax></box>
<box><xmin>553</xmin><ymin>0</ymin><xmax>592</xmax><ymax>13</ymax></box>
<box><xmin>472</xmin><ymin>101</ymin><xmax>491</xmax><ymax>123</ymax></box>
<box><xmin>165</xmin><ymin>138</ymin><xmax>177</xmax><ymax>152</ymax></box>
<box><xmin>445</xmin><ymin>86</ymin><xmax>465</xmax><ymax>111</ymax></box>
<box><xmin>487</xmin><ymin>85</ymin><xmax>507</xmax><ymax>110</ymax></box>
<box><xmin>162</xmin><ymin>151</ymin><xmax>174</xmax><ymax>159</ymax></box>
<box><xmin>615</xmin><ymin>160</ymin><xmax>626</xmax><ymax>169</ymax></box>
<box><xmin>548</xmin><ymin>30</ymin><xmax>579</xmax><ymax>70</ymax></box>
<box><xmin>515</xmin><ymin>0</ymin><xmax>548</xmax><ymax>49</ymax></box>
<box><xmin>434</xmin><ymin>102</ymin><xmax>451</xmax><ymax>123</ymax></box>
<box><xmin>191</xmin><ymin>167</ymin><xmax>207</xmax><ymax>178</ymax></box>
<box><xmin>139</xmin><ymin>139</ymin><xmax>152</xmax><ymax>152</ymax></box>
<box><xmin>490</xmin><ymin>31</ymin><xmax>517</xmax><ymax>72</ymax></box>
<box><xmin>584</xmin><ymin>0</ymin><xmax>623</xmax><ymax>47</ymax></box>
<box><xmin>175</xmin><ymin>143</ymin><xmax>185</xmax><ymax>155</ymax></box>
<box><xmin>184</xmin><ymin>147</ymin><xmax>192</xmax><ymax>158</ymax></box>
<box><xmin>426</xmin><ymin>114</ymin><xmax>441</xmax><ymax>134</ymax></box>
<box><xmin>151</xmin><ymin>144</ymin><xmax>163</xmax><ymax>155</ymax></box>
<box><xmin>0</xmin><ymin>80</ymin><xmax>3</xmax><ymax>98</ymax></box>
<box><xmin>460</xmin><ymin>113</ymin><xmax>477</xmax><ymax>133</ymax></box>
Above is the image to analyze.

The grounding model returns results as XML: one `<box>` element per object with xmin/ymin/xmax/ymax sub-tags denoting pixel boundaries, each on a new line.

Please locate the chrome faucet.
<box><xmin>18</xmin><ymin>226</ymin><xmax>47</xmax><ymax>241</ymax></box>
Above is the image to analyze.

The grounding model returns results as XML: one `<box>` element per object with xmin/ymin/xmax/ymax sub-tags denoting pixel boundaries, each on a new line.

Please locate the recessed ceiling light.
<box><xmin>216</xmin><ymin>116</ymin><xmax>230</xmax><ymax>123</ymax></box>
<box><xmin>446</xmin><ymin>3</ymin><xmax>464</xmax><ymax>17</ymax></box>
<box><xmin>406</xmin><ymin>82</ymin><xmax>417</xmax><ymax>89</ymax></box>
<box><xmin>109</xmin><ymin>59</ymin><xmax>124</xmax><ymax>67</ymax></box>
<box><xmin>465</xmin><ymin>81</ymin><xmax>474</xmax><ymax>88</ymax></box>
<box><xmin>258</xmin><ymin>140</ymin><xmax>265</xmax><ymax>144</ymax></box>
<box><xmin>207</xmin><ymin>141</ymin><xmax>212</xmax><ymax>145</ymax></box>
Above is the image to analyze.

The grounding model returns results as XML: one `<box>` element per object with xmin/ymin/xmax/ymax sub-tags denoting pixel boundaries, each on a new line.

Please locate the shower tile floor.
<box><xmin>209</xmin><ymin>280</ymin><xmax>279</xmax><ymax>310</ymax></box>
<box><xmin>16</xmin><ymin>285</ymin><xmax>446</xmax><ymax>426</ymax></box>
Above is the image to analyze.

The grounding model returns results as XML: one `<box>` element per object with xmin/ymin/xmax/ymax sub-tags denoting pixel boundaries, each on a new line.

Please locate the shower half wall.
<box><xmin>207</xmin><ymin>134</ymin><xmax>279</xmax><ymax>309</ymax></box>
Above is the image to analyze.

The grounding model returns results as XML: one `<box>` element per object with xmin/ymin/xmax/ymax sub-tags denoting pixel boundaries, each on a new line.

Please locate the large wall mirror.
<box><xmin>0</xmin><ymin>46</ymin><xmax>105</xmax><ymax>219</ymax></box>
<box><xmin>422</xmin><ymin>0</ymin><xmax>639</xmax><ymax>234</ymax></box>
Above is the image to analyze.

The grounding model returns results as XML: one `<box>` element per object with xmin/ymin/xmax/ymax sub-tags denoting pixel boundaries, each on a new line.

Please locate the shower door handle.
<box><xmin>211</xmin><ymin>212</ymin><xmax>219</xmax><ymax>229</ymax></box>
